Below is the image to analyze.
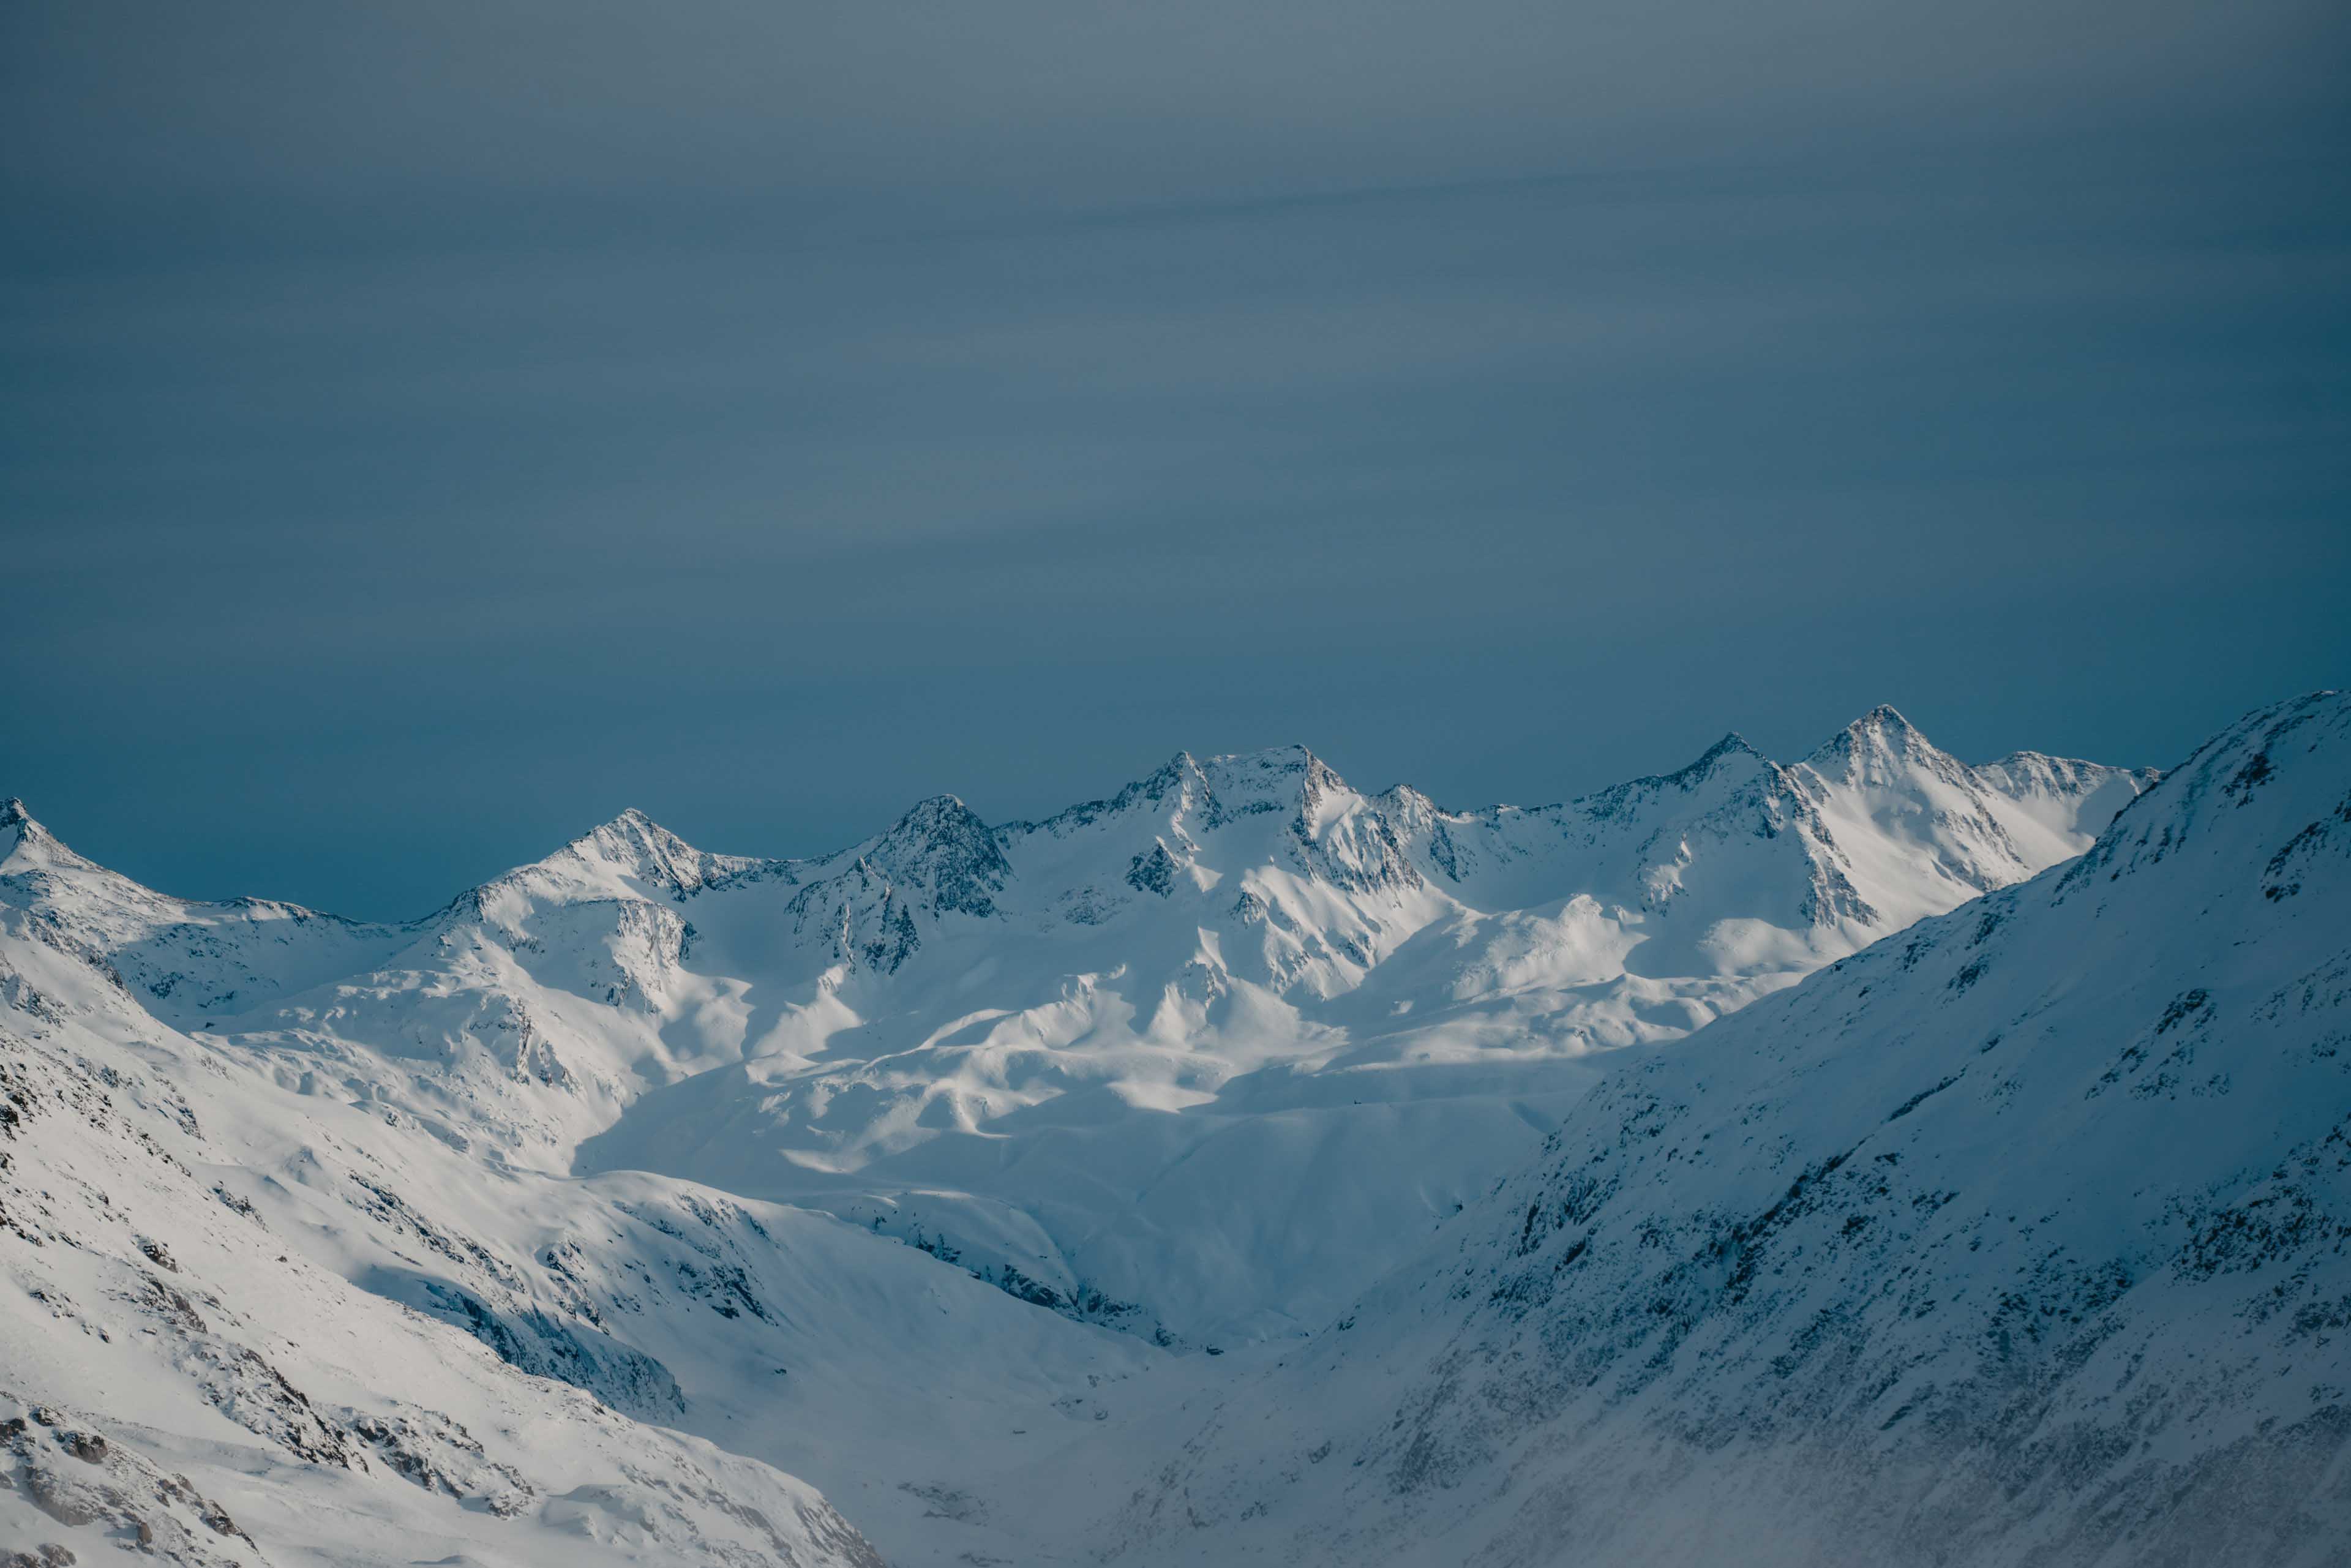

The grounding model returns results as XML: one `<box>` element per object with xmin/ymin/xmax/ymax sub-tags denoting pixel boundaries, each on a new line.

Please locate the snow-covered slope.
<box><xmin>1</xmin><ymin>713</ymin><xmax>2153</xmax><ymax>1349</ymax></box>
<box><xmin>1101</xmin><ymin>690</ymin><xmax>2351</xmax><ymax>1566</ymax></box>
<box><xmin>0</xmin><ymin>891</ymin><xmax>887</xmax><ymax>1561</ymax></box>
<box><xmin>13</xmin><ymin>696</ymin><xmax>2331</xmax><ymax>1567</ymax></box>
<box><xmin>0</xmin><ymin>813</ymin><xmax>1181</xmax><ymax>1565</ymax></box>
<box><xmin>576</xmin><ymin>712</ymin><xmax>2148</xmax><ymax>1340</ymax></box>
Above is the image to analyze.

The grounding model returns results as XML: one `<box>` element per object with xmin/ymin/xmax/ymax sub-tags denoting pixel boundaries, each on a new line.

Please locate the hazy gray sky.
<box><xmin>6</xmin><ymin>0</ymin><xmax>2348</xmax><ymax>918</ymax></box>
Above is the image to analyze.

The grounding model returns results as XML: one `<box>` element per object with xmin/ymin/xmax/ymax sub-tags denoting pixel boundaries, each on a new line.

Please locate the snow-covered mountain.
<box><xmin>1100</xmin><ymin>690</ymin><xmax>2351</xmax><ymax>1566</ymax></box>
<box><xmin>0</xmin><ymin>810</ymin><xmax>1168</xmax><ymax>1566</ymax></box>
<box><xmin>2</xmin><ymin>705</ymin><xmax>2193</xmax><ymax>1566</ymax></box>
<box><xmin>2</xmin><ymin>713</ymin><xmax>2152</xmax><ymax>1349</ymax></box>
<box><xmin>585</xmin><ymin>711</ymin><xmax>2148</xmax><ymax>1341</ymax></box>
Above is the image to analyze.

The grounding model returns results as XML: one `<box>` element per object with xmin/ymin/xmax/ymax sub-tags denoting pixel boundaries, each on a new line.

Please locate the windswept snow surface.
<box><xmin>0</xmin><ymin>708</ymin><xmax>2172</xmax><ymax>1564</ymax></box>
<box><xmin>1102</xmin><ymin>691</ymin><xmax>2351</xmax><ymax>1567</ymax></box>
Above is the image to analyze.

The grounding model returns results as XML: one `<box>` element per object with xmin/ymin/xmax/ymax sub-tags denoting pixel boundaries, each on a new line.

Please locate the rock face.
<box><xmin>1100</xmin><ymin>691</ymin><xmax>2351</xmax><ymax>1567</ymax></box>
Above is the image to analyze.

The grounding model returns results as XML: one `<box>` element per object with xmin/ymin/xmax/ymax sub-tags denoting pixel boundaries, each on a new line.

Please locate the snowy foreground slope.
<box><xmin>0</xmin><ymin>816</ymin><xmax>1169</xmax><ymax>1564</ymax></box>
<box><xmin>0</xmin><ymin>909</ymin><xmax>882</xmax><ymax>1560</ymax></box>
<box><xmin>1100</xmin><ymin>691</ymin><xmax>2351</xmax><ymax>1567</ymax></box>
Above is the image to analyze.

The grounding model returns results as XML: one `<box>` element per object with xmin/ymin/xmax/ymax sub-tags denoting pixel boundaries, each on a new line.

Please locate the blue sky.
<box><xmin>5</xmin><ymin>0</ymin><xmax>2347</xmax><ymax>918</ymax></box>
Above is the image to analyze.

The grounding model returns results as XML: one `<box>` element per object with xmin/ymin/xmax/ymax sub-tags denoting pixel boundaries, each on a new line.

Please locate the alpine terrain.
<box><xmin>14</xmin><ymin>695</ymin><xmax>2344</xmax><ymax>1566</ymax></box>
<box><xmin>1103</xmin><ymin>691</ymin><xmax>2351</xmax><ymax>1566</ymax></box>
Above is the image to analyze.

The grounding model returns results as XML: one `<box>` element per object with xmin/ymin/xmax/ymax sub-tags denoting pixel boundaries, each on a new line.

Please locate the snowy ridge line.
<box><xmin>2</xmin><ymin>709</ymin><xmax>2156</xmax><ymax>1349</ymax></box>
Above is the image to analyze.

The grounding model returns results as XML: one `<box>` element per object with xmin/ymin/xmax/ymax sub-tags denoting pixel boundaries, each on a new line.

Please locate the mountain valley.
<box><xmin>10</xmin><ymin>699</ymin><xmax>2344</xmax><ymax>1566</ymax></box>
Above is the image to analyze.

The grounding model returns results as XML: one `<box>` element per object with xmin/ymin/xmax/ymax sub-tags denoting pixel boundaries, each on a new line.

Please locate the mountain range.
<box><xmin>1101</xmin><ymin>689</ymin><xmax>2351</xmax><ymax>1566</ymax></box>
<box><xmin>4</xmin><ymin>710</ymin><xmax>2150</xmax><ymax>1348</ymax></box>
<box><xmin>10</xmin><ymin>697</ymin><xmax>2344</xmax><ymax>1566</ymax></box>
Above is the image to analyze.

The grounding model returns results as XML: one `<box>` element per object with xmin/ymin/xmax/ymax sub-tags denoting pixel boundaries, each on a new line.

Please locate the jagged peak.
<box><xmin>1858</xmin><ymin>702</ymin><xmax>1914</xmax><ymax>730</ymax></box>
<box><xmin>0</xmin><ymin>797</ymin><xmax>97</xmax><ymax>872</ymax></box>
<box><xmin>1009</xmin><ymin>745</ymin><xmax>1367</xmax><ymax>844</ymax></box>
<box><xmin>1201</xmin><ymin>745</ymin><xmax>1347</xmax><ymax>798</ymax></box>
<box><xmin>0</xmin><ymin>796</ymin><xmax>59</xmax><ymax>869</ymax></box>
<box><xmin>1802</xmin><ymin>702</ymin><xmax>1962</xmax><ymax>777</ymax></box>
<box><xmin>1153</xmin><ymin>750</ymin><xmax>1213</xmax><ymax>800</ymax></box>
<box><xmin>872</xmin><ymin>793</ymin><xmax>1004</xmax><ymax>874</ymax></box>
<box><xmin>1660</xmin><ymin>730</ymin><xmax>1769</xmax><ymax>782</ymax></box>
<box><xmin>1003</xmin><ymin>743</ymin><xmax>1363</xmax><ymax>846</ymax></box>
<box><xmin>1191</xmin><ymin>746</ymin><xmax>1366</xmax><ymax>838</ymax></box>
<box><xmin>1834</xmin><ymin>703</ymin><xmax>1917</xmax><ymax>740</ymax></box>
<box><xmin>1833</xmin><ymin>703</ymin><xmax>1927</xmax><ymax>751</ymax></box>
<box><xmin>1610</xmin><ymin>729</ymin><xmax>1771</xmax><ymax>797</ymax></box>
<box><xmin>453</xmin><ymin>806</ymin><xmax>791</xmax><ymax>912</ymax></box>
<box><xmin>1695</xmin><ymin>730</ymin><xmax>1762</xmax><ymax>767</ymax></box>
<box><xmin>1377</xmin><ymin>781</ymin><xmax>1437</xmax><ymax>813</ymax></box>
<box><xmin>1103</xmin><ymin>749</ymin><xmax>1208</xmax><ymax>794</ymax></box>
<box><xmin>563</xmin><ymin>808</ymin><xmax>711</xmax><ymax>874</ymax></box>
<box><xmin>855</xmin><ymin>793</ymin><xmax>1012</xmax><ymax>918</ymax></box>
<box><xmin>580</xmin><ymin>805</ymin><xmax>682</xmax><ymax>847</ymax></box>
<box><xmin>882</xmin><ymin>792</ymin><xmax>991</xmax><ymax>839</ymax></box>
<box><xmin>1008</xmin><ymin>752</ymin><xmax>1214</xmax><ymax>838</ymax></box>
<box><xmin>1567</xmin><ymin>731</ymin><xmax>1783</xmax><ymax>828</ymax></box>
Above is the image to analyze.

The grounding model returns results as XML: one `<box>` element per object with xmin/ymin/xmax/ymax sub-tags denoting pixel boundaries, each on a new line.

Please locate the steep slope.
<box><xmin>1101</xmin><ymin>691</ymin><xmax>2351</xmax><ymax>1567</ymax></box>
<box><xmin>0</xmin><ymin>827</ymin><xmax>1179</xmax><ymax>1566</ymax></box>
<box><xmin>0</xmin><ymin>900</ymin><xmax>892</xmax><ymax>1566</ymax></box>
